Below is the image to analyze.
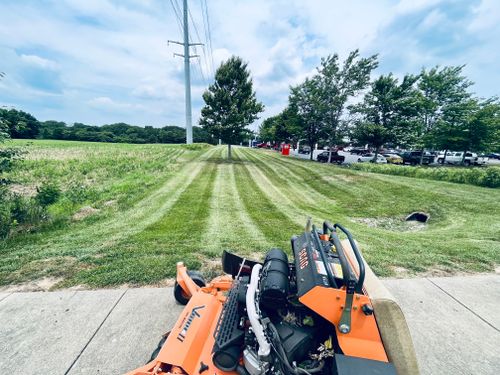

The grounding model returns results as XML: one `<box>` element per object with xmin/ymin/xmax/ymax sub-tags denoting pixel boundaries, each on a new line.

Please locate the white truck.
<box><xmin>436</xmin><ymin>151</ymin><xmax>488</xmax><ymax>166</ymax></box>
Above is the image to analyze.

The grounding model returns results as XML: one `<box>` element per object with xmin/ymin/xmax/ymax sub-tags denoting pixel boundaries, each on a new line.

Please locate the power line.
<box><xmin>188</xmin><ymin>7</ymin><xmax>210</xmax><ymax>83</ymax></box>
<box><xmin>200</xmin><ymin>0</ymin><xmax>215</xmax><ymax>75</ymax></box>
<box><xmin>169</xmin><ymin>0</ymin><xmax>183</xmax><ymax>35</ymax></box>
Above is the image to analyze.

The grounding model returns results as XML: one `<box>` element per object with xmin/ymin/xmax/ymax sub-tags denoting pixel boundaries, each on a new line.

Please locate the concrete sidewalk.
<box><xmin>0</xmin><ymin>275</ymin><xmax>499</xmax><ymax>375</ymax></box>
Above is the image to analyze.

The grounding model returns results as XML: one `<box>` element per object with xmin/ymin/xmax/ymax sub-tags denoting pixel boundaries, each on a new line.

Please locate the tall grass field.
<box><xmin>1</xmin><ymin>140</ymin><xmax>499</xmax><ymax>289</ymax></box>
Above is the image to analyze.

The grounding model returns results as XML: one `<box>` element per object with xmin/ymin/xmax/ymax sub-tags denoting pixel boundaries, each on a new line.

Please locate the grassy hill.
<box><xmin>1</xmin><ymin>140</ymin><xmax>499</xmax><ymax>289</ymax></box>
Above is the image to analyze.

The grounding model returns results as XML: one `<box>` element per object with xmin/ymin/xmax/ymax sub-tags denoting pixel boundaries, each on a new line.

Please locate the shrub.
<box><xmin>0</xmin><ymin>187</ymin><xmax>49</xmax><ymax>237</ymax></box>
<box><xmin>10</xmin><ymin>194</ymin><xmax>47</xmax><ymax>226</ymax></box>
<box><xmin>0</xmin><ymin>147</ymin><xmax>26</xmax><ymax>174</ymax></box>
<box><xmin>0</xmin><ymin>188</ymin><xmax>12</xmax><ymax>237</ymax></box>
<box><xmin>348</xmin><ymin>163</ymin><xmax>500</xmax><ymax>188</ymax></box>
<box><xmin>36</xmin><ymin>182</ymin><xmax>61</xmax><ymax>206</ymax></box>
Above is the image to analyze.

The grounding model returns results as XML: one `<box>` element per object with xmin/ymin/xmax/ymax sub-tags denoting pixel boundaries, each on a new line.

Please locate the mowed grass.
<box><xmin>1</xmin><ymin>140</ymin><xmax>499</xmax><ymax>289</ymax></box>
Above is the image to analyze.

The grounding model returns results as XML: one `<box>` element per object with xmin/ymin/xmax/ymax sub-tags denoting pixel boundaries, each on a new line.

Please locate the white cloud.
<box><xmin>0</xmin><ymin>0</ymin><xmax>498</xmax><ymax>128</ymax></box>
<box><xmin>20</xmin><ymin>54</ymin><xmax>59</xmax><ymax>70</ymax></box>
<box><xmin>468</xmin><ymin>0</ymin><xmax>500</xmax><ymax>33</ymax></box>
<box><xmin>419</xmin><ymin>9</ymin><xmax>446</xmax><ymax>30</ymax></box>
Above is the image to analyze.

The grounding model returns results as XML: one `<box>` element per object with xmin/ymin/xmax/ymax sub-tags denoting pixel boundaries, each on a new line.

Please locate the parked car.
<box><xmin>383</xmin><ymin>153</ymin><xmax>403</xmax><ymax>164</ymax></box>
<box><xmin>316</xmin><ymin>151</ymin><xmax>345</xmax><ymax>164</ymax></box>
<box><xmin>350</xmin><ymin>148</ymin><xmax>370</xmax><ymax>155</ymax></box>
<box><xmin>435</xmin><ymin>151</ymin><xmax>454</xmax><ymax>164</ymax></box>
<box><xmin>484</xmin><ymin>153</ymin><xmax>500</xmax><ymax>160</ymax></box>
<box><xmin>439</xmin><ymin>151</ymin><xmax>485</xmax><ymax>166</ymax></box>
<box><xmin>478</xmin><ymin>155</ymin><xmax>491</xmax><ymax>165</ymax></box>
<box><xmin>257</xmin><ymin>143</ymin><xmax>268</xmax><ymax>148</ymax></box>
<box><xmin>357</xmin><ymin>153</ymin><xmax>388</xmax><ymax>163</ymax></box>
<box><xmin>401</xmin><ymin>151</ymin><xmax>434</xmax><ymax>165</ymax></box>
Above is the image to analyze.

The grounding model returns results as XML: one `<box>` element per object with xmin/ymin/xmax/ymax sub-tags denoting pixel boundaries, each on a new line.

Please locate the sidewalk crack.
<box><xmin>64</xmin><ymin>289</ymin><xmax>128</xmax><ymax>374</ymax></box>
<box><xmin>0</xmin><ymin>292</ymin><xmax>13</xmax><ymax>303</ymax></box>
<box><xmin>426</xmin><ymin>278</ymin><xmax>500</xmax><ymax>334</ymax></box>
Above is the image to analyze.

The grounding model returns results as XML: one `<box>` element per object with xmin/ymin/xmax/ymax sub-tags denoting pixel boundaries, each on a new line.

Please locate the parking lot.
<box><xmin>289</xmin><ymin>147</ymin><xmax>500</xmax><ymax>166</ymax></box>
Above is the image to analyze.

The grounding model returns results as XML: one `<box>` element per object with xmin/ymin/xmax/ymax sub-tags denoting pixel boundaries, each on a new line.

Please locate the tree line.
<box><xmin>259</xmin><ymin>50</ymin><xmax>500</xmax><ymax>163</ymax></box>
<box><xmin>0</xmin><ymin>108</ymin><xmax>214</xmax><ymax>144</ymax></box>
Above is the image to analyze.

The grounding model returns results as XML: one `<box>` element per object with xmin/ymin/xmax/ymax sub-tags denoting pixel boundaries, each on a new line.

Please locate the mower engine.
<box><xmin>213</xmin><ymin>248</ymin><xmax>320</xmax><ymax>375</ymax></box>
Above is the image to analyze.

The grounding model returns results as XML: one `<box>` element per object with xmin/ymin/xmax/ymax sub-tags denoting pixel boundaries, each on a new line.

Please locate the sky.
<box><xmin>0</xmin><ymin>0</ymin><xmax>499</xmax><ymax>130</ymax></box>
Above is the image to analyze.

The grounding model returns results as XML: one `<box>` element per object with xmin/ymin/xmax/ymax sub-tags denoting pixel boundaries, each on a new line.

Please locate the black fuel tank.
<box><xmin>260</xmin><ymin>248</ymin><xmax>289</xmax><ymax>308</ymax></box>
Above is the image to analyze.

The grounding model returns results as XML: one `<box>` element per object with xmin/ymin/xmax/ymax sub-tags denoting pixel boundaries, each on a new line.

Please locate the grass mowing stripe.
<box><xmin>0</xmin><ymin>148</ymin><xmax>217</xmax><ymax>286</ymax></box>
<box><xmin>233</xmin><ymin>148</ymin><xmax>302</xmax><ymax>254</ymax></box>
<box><xmin>243</xmin><ymin>162</ymin><xmax>323</xmax><ymax>227</ymax></box>
<box><xmin>240</xmin><ymin>149</ymin><xmax>339</xmax><ymax>216</ymax></box>
<box><xmin>63</xmin><ymin>157</ymin><xmax>219</xmax><ymax>287</ymax></box>
<box><xmin>52</xmin><ymin>147</ymin><xmax>216</xmax><ymax>253</ymax></box>
<box><xmin>248</xmin><ymin>150</ymin><xmax>354</xmax><ymax>204</ymax></box>
<box><xmin>253</xmin><ymin>150</ymin><xmax>430</xmax><ymax>218</ymax></box>
<box><xmin>227</xmin><ymin>162</ymin><xmax>270</xmax><ymax>254</ymax></box>
<box><xmin>201</xmin><ymin>156</ymin><xmax>269</xmax><ymax>260</ymax></box>
<box><xmin>239</xmin><ymin>149</ymin><xmax>319</xmax><ymax>206</ymax></box>
<box><xmin>239</xmin><ymin>149</ymin><xmax>332</xmax><ymax>224</ymax></box>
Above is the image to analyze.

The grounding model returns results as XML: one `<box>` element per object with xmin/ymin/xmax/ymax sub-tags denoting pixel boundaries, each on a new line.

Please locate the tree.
<box><xmin>352</xmin><ymin>74</ymin><xmax>420</xmax><ymax>161</ymax></box>
<box><xmin>415</xmin><ymin>65</ymin><xmax>473</xmax><ymax>163</ymax></box>
<box><xmin>258</xmin><ymin>107</ymin><xmax>302</xmax><ymax>145</ymax></box>
<box><xmin>0</xmin><ymin>108</ymin><xmax>40</xmax><ymax>138</ymax></box>
<box><xmin>259</xmin><ymin>116</ymin><xmax>278</xmax><ymax>143</ymax></box>
<box><xmin>0</xmin><ymin>117</ymin><xmax>8</xmax><ymax>143</ymax></box>
<box><xmin>289</xmin><ymin>77</ymin><xmax>325</xmax><ymax>160</ymax></box>
<box><xmin>454</xmin><ymin>98</ymin><xmax>500</xmax><ymax>162</ymax></box>
<box><xmin>200</xmin><ymin>56</ymin><xmax>264</xmax><ymax>159</ymax></box>
<box><xmin>317</xmin><ymin>50</ymin><xmax>378</xmax><ymax>162</ymax></box>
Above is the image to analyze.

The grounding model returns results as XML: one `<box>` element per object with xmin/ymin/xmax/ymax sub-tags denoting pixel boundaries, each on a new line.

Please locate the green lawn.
<box><xmin>1</xmin><ymin>140</ymin><xmax>499</xmax><ymax>289</ymax></box>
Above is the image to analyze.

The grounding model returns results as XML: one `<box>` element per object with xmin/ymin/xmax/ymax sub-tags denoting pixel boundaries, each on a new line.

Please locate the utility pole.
<box><xmin>168</xmin><ymin>0</ymin><xmax>202</xmax><ymax>144</ymax></box>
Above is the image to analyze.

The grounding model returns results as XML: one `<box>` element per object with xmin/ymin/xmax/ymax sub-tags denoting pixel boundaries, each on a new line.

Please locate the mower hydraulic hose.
<box><xmin>246</xmin><ymin>264</ymin><xmax>271</xmax><ymax>358</ymax></box>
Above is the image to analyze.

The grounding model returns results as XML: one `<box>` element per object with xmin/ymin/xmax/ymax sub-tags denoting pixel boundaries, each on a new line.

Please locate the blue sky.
<box><xmin>0</xmin><ymin>0</ymin><xmax>499</xmax><ymax>129</ymax></box>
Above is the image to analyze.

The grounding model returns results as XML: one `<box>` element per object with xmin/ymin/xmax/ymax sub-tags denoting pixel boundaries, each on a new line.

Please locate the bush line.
<box><xmin>347</xmin><ymin>163</ymin><xmax>500</xmax><ymax>188</ymax></box>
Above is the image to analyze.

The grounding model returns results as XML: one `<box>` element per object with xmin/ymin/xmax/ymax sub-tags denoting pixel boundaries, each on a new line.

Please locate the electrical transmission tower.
<box><xmin>168</xmin><ymin>0</ymin><xmax>203</xmax><ymax>144</ymax></box>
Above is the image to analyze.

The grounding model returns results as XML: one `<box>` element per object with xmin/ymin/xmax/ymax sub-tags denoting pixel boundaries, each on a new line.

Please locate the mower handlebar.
<box><xmin>323</xmin><ymin>221</ymin><xmax>365</xmax><ymax>294</ymax></box>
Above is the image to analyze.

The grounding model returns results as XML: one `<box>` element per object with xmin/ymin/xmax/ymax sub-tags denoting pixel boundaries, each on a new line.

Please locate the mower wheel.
<box><xmin>174</xmin><ymin>271</ymin><xmax>206</xmax><ymax>305</ymax></box>
<box><xmin>149</xmin><ymin>334</ymin><xmax>168</xmax><ymax>362</ymax></box>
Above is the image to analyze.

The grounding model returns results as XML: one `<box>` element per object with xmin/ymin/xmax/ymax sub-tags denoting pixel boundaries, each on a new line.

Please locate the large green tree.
<box><xmin>414</xmin><ymin>65</ymin><xmax>473</xmax><ymax>163</ymax></box>
<box><xmin>317</xmin><ymin>50</ymin><xmax>378</xmax><ymax>162</ymax></box>
<box><xmin>454</xmin><ymin>98</ymin><xmax>500</xmax><ymax>161</ymax></box>
<box><xmin>352</xmin><ymin>74</ymin><xmax>420</xmax><ymax>161</ymax></box>
<box><xmin>289</xmin><ymin>77</ymin><xmax>326</xmax><ymax>160</ymax></box>
<box><xmin>200</xmin><ymin>56</ymin><xmax>264</xmax><ymax>159</ymax></box>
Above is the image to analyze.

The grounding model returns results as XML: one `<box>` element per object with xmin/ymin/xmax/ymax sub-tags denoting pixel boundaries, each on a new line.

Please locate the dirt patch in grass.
<box><xmin>9</xmin><ymin>184</ymin><xmax>37</xmax><ymax>197</ymax></box>
<box><xmin>72</xmin><ymin>206</ymin><xmax>100</xmax><ymax>221</ymax></box>
<box><xmin>0</xmin><ymin>277</ymin><xmax>64</xmax><ymax>292</ymax></box>
<box><xmin>352</xmin><ymin>217</ymin><xmax>426</xmax><ymax>232</ymax></box>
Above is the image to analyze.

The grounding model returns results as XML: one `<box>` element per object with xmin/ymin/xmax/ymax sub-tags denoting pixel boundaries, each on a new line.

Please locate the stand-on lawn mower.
<box><xmin>127</xmin><ymin>220</ymin><xmax>419</xmax><ymax>375</ymax></box>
